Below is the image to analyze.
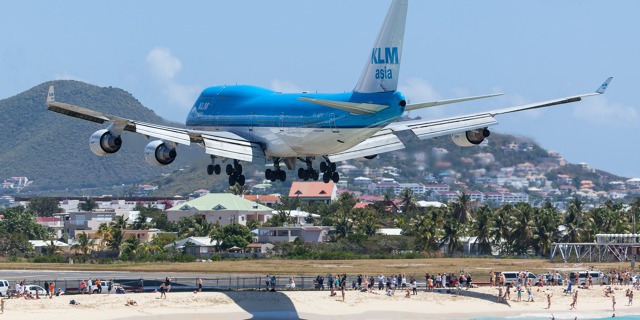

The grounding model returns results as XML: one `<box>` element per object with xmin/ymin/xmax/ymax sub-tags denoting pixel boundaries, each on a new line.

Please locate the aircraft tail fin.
<box><xmin>353</xmin><ymin>0</ymin><xmax>408</xmax><ymax>93</ymax></box>
<box><xmin>47</xmin><ymin>85</ymin><xmax>55</xmax><ymax>104</ymax></box>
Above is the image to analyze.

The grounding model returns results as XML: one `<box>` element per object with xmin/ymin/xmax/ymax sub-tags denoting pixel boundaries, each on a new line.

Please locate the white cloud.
<box><xmin>270</xmin><ymin>79</ymin><xmax>302</xmax><ymax>93</ymax></box>
<box><xmin>146</xmin><ymin>47</ymin><xmax>199</xmax><ymax>111</ymax></box>
<box><xmin>572</xmin><ymin>97</ymin><xmax>640</xmax><ymax>128</ymax></box>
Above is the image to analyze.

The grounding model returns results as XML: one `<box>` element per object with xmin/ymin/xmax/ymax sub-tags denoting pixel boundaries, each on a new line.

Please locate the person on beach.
<box><xmin>165</xmin><ymin>276</ymin><xmax>172</xmax><ymax>292</ymax></box>
<box><xmin>265</xmin><ymin>275</ymin><xmax>270</xmax><ymax>291</ymax></box>
<box><xmin>197</xmin><ymin>277</ymin><xmax>203</xmax><ymax>292</ymax></box>
<box><xmin>570</xmin><ymin>291</ymin><xmax>577</xmax><ymax>309</ymax></box>
<box><xmin>1</xmin><ymin>297</ymin><xmax>5</xmax><ymax>313</ymax></box>
<box><xmin>44</xmin><ymin>281</ymin><xmax>49</xmax><ymax>297</ymax></box>
<box><xmin>628</xmin><ymin>290</ymin><xmax>633</xmax><ymax>306</ymax></box>
<box><xmin>341</xmin><ymin>284</ymin><xmax>345</xmax><ymax>302</ymax></box>
<box><xmin>612</xmin><ymin>294</ymin><xmax>616</xmax><ymax>311</ymax></box>
<box><xmin>546</xmin><ymin>291</ymin><xmax>553</xmax><ymax>309</ymax></box>
<box><xmin>87</xmin><ymin>278</ymin><xmax>92</xmax><ymax>295</ymax></box>
<box><xmin>289</xmin><ymin>277</ymin><xmax>295</xmax><ymax>290</ymax></box>
<box><xmin>497</xmin><ymin>286</ymin><xmax>503</xmax><ymax>303</ymax></box>
<box><xmin>49</xmin><ymin>282</ymin><xmax>55</xmax><ymax>299</ymax></box>
<box><xmin>79</xmin><ymin>280</ymin><xmax>86</xmax><ymax>295</ymax></box>
<box><xmin>96</xmin><ymin>279</ymin><xmax>102</xmax><ymax>293</ymax></box>
<box><xmin>107</xmin><ymin>280</ymin><xmax>113</xmax><ymax>296</ymax></box>
<box><xmin>159</xmin><ymin>283</ymin><xmax>166</xmax><ymax>299</ymax></box>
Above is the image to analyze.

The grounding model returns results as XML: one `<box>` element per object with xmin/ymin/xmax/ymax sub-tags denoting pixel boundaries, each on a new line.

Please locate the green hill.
<box><xmin>0</xmin><ymin>80</ymin><xmax>201</xmax><ymax>192</ymax></box>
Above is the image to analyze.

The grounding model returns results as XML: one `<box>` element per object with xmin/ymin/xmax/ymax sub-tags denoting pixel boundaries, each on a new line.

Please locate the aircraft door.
<box><xmin>330</xmin><ymin>113</ymin><xmax>339</xmax><ymax>133</ymax></box>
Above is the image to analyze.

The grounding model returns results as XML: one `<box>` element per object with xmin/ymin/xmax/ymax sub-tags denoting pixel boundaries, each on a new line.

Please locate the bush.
<box><xmin>32</xmin><ymin>254</ymin><xmax>67</xmax><ymax>263</ymax></box>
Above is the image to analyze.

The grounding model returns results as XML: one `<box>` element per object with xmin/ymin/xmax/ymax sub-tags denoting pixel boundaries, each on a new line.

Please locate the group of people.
<box><xmin>15</xmin><ymin>280</ymin><xmax>60</xmax><ymax>300</ymax></box>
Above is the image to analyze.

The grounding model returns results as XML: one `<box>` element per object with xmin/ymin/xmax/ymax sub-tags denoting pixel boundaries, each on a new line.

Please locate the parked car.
<box><xmin>90</xmin><ymin>280</ymin><xmax>114</xmax><ymax>294</ymax></box>
<box><xmin>25</xmin><ymin>285</ymin><xmax>46</xmax><ymax>296</ymax></box>
<box><xmin>0</xmin><ymin>280</ymin><xmax>9</xmax><ymax>297</ymax></box>
<box><xmin>578</xmin><ymin>271</ymin><xmax>609</xmax><ymax>285</ymax></box>
<box><xmin>500</xmin><ymin>271</ymin><xmax>538</xmax><ymax>285</ymax></box>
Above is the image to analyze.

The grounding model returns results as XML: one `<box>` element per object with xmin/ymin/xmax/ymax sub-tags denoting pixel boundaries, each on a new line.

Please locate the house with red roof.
<box><xmin>288</xmin><ymin>181</ymin><xmax>337</xmax><ymax>204</ymax></box>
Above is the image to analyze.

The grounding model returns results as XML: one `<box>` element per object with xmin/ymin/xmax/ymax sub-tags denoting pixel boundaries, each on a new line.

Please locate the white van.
<box><xmin>575</xmin><ymin>271</ymin><xmax>607</xmax><ymax>285</ymax></box>
<box><xmin>500</xmin><ymin>272</ymin><xmax>538</xmax><ymax>285</ymax></box>
<box><xmin>0</xmin><ymin>280</ymin><xmax>9</xmax><ymax>297</ymax></box>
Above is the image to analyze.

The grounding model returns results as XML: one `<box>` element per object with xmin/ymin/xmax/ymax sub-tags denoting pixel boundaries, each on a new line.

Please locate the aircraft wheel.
<box><xmin>298</xmin><ymin>168</ymin><xmax>305</xmax><ymax>179</ymax></box>
<box><xmin>322</xmin><ymin>172</ymin><xmax>330</xmax><ymax>183</ymax></box>
<box><xmin>207</xmin><ymin>165</ymin><xmax>214</xmax><ymax>175</ymax></box>
<box><xmin>330</xmin><ymin>162</ymin><xmax>336</xmax><ymax>172</ymax></box>
<box><xmin>320</xmin><ymin>162</ymin><xmax>327</xmax><ymax>172</ymax></box>
<box><xmin>238</xmin><ymin>175</ymin><xmax>246</xmax><ymax>186</ymax></box>
<box><xmin>332</xmin><ymin>172</ymin><xmax>340</xmax><ymax>183</ymax></box>
<box><xmin>226</xmin><ymin>164</ymin><xmax>234</xmax><ymax>176</ymax></box>
<box><xmin>279</xmin><ymin>170</ymin><xmax>286</xmax><ymax>182</ymax></box>
<box><xmin>236</xmin><ymin>164</ymin><xmax>243</xmax><ymax>175</ymax></box>
<box><xmin>214</xmin><ymin>164</ymin><xmax>221</xmax><ymax>175</ymax></box>
<box><xmin>313</xmin><ymin>170</ymin><xmax>319</xmax><ymax>181</ymax></box>
<box><xmin>228</xmin><ymin>175</ymin><xmax>236</xmax><ymax>186</ymax></box>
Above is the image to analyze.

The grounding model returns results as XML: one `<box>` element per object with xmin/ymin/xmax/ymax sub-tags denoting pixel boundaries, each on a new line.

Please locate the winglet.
<box><xmin>596</xmin><ymin>77</ymin><xmax>613</xmax><ymax>94</ymax></box>
<box><xmin>47</xmin><ymin>85</ymin><xmax>55</xmax><ymax>104</ymax></box>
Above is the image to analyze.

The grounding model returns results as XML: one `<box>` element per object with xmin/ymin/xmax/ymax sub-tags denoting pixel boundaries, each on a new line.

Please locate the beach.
<box><xmin>2</xmin><ymin>285</ymin><xmax>639</xmax><ymax>320</ymax></box>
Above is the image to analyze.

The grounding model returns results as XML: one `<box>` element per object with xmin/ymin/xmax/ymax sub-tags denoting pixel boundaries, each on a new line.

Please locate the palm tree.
<box><xmin>71</xmin><ymin>232</ymin><xmax>95</xmax><ymax>256</ymax></box>
<box><xmin>441</xmin><ymin>214</ymin><xmax>464</xmax><ymax>255</ymax></box>
<box><xmin>78</xmin><ymin>197</ymin><xmax>98</xmax><ymax>211</ymax></box>
<box><xmin>120</xmin><ymin>235</ymin><xmax>142</xmax><ymax>259</ymax></box>
<box><xmin>563</xmin><ymin>198</ymin><xmax>594</xmax><ymax>243</ymax></box>
<box><xmin>531</xmin><ymin>202</ymin><xmax>562</xmax><ymax>257</ymax></box>
<box><xmin>413</xmin><ymin>207</ymin><xmax>444</xmax><ymax>251</ymax></box>
<box><xmin>228</xmin><ymin>183</ymin><xmax>248</xmax><ymax>196</ymax></box>
<box><xmin>399</xmin><ymin>188</ymin><xmax>419</xmax><ymax>218</ymax></box>
<box><xmin>96</xmin><ymin>223</ymin><xmax>112</xmax><ymax>251</ymax></box>
<box><xmin>451</xmin><ymin>192</ymin><xmax>472</xmax><ymax>224</ymax></box>
<box><xmin>509</xmin><ymin>203</ymin><xmax>536</xmax><ymax>255</ymax></box>
<box><xmin>472</xmin><ymin>205</ymin><xmax>494</xmax><ymax>255</ymax></box>
<box><xmin>491</xmin><ymin>204</ymin><xmax>513</xmax><ymax>254</ymax></box>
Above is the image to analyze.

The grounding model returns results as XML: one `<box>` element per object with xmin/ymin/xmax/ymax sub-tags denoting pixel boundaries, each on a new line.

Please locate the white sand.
<box><xmin>2</xmin><ymin>285</ymin><xmax>638</xmax><ymax>320</ymax></box>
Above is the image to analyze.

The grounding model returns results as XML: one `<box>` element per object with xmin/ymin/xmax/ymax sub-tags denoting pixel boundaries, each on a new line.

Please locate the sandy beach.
<box><xmin>2</xmin><ymin>285</ymin><xmax>638</xmax><ymax>320</ymax></box>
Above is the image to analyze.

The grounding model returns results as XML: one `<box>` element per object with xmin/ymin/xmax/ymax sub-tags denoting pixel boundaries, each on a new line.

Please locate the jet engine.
<box><xmin>89</xmin><ymin>129</ymin><xmax>122</xmax><ymax>156</ymax></box>
<box><xmin>144</xmin><ymin>140</ymin><xmax>177</xmax><ymax>166</ymax></box>
<box><xmin>451</xmin><ymin>128</ymin><xmax>490</xmax><ymax>147</ymax></box>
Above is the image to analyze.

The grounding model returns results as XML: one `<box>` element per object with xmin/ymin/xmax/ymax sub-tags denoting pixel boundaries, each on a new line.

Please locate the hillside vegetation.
<box><xmin>0</xmin><ymin>81</ymin><xmax>202</xmax><ymax>192</ymax></box>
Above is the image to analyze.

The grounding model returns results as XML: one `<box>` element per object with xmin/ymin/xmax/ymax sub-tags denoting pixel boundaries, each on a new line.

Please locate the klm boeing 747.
<box><xmin>46</xmin><ymin>0</ymin><xmax>611</xmax><ymax>186</ymax></box>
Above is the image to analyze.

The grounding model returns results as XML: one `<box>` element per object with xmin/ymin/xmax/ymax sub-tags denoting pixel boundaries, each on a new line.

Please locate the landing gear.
<box><xmin>297</xmin><ymin>157</ymin><xmax>319</xmax><ymax>181</ymax></box>
<box><xmin>226</xmin><ymin>159</ymin><xmax>245</xmax><ymax>186</ymax></box>
<box><xmin>320</xmin><ymin>157</ymin><xmax>339</xmax><ymax>183</ymax></box>
<box><xmin>265</xmin><ymin>158</ymin><xmax>286</xmax><ymax>182</ymax></box>
<box><xmin>206</xmin><ymin>156</ymin><xmax>222</xmax><ymax>175</ymax></box>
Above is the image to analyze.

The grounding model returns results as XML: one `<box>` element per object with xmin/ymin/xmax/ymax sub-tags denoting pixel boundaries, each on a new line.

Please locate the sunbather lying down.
<box><xmin>126</xmin><ymin>298</ymin><xmax>138</xmax><ymax>306</ymax></box>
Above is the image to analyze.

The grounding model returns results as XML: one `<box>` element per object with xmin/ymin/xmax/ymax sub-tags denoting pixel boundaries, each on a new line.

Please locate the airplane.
<box><xmin>46</xmin><ymin>0</ymin><xmax>611</xmax><ymax>187</ymax></box>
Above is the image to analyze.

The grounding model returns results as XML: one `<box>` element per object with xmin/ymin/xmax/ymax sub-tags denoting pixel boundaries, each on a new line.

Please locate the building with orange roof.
<box><xmin>288</xmin><ymin>181</ymin><xmax>337</xmax><ymax>204</ymax></box>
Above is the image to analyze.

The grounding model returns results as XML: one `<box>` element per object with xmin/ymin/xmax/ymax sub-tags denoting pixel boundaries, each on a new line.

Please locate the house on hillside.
<box><xmin>164</xmin><ymin>236</ymin><xmax>219</xmax><ymax>258</ymax></box>
<box><xmin>288</xmin><ymin>182</ymin><xmax>337</xmax><ymax>204</ymax></box>
<box><xmin>166</xmin><ymin>193</ymin><xmax>273</xmax><ymax>226</ymax></box>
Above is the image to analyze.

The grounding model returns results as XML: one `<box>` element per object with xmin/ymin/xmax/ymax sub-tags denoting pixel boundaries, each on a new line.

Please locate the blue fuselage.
<box><xmin>185</xmin><ymin>85</ymin><xmax>406</xmax><ymax>158</ymax></box>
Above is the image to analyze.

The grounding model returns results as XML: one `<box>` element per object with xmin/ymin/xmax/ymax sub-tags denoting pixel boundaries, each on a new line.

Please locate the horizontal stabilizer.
<box><xmin>298</xmin><ymin>97</ymin><xmax>388</xmax><ymax>114</ymax></box>
<box><xmin>405</xmin><ymin>93</ymin><xmax>503</xmax><ymax>111</ymax></box>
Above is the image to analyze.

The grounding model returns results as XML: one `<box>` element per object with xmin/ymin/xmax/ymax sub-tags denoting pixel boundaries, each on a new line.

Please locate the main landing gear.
<box><xmin>207</xmin><ymin>156</ymin><xmax>245</xmax><ymax>186</ymax></box>
<box><xmin>320</xmin><ymin>157</ymin><xmax>339</xmax><ymax>183</ymax></box>
<box><xmin>297</xmin><ymin>157</ymin><xmax>319</xmax><ymax>181</ymax></box>
<box><xmin>265</xmin><ymin>158</ymin><xmax>286</xmax><ymax>182</ymax></box>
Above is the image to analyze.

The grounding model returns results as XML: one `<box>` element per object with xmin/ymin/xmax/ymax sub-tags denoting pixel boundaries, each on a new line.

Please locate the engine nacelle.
<box><xmin>144</xmin><ymin>140</ymin><xmax>177</xmax><ymax>166</ymax></box>
<box><xmin>89</xmin><ymin>129</ymin><xmax>122</xmax><ymax>156</ymax></box>
<box><xmin>451</xmin><ymin>128</ymin><xmax>490</xmax><ymax>147</ymax></box>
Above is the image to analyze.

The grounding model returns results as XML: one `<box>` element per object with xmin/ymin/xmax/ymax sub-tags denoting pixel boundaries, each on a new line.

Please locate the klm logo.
<box><xmin>371</xmin><ymin>47</ymin><xmax>399</xmax><ymax>65</ymax></box>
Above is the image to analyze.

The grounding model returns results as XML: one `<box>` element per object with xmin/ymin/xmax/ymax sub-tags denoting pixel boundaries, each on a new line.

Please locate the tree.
<box><xmin>472</xmin><ymin>205</ymin><xmax>494</xmax><ymax>255</ymax></box>
<box><xmin>451</xmin><ymin>192</ymin><xmax>472</xmax><ymax>224</ymax></box>
<box><xmin>27</xmin><ymin>197</ymin><xmax>61</xmax><ymax>217</ymax></box>
<box><xmin>491</xmin><ymin>204</ymin><xmax>513</xmax><ymax>254</ymax></box>
<box><xmin>71</xmin><ymin>232</ymin><xmax>95</xmax><ymax>256</ymax></box>
<box><xmin>78</xmin><ymin>197</ymin><xmax>98</xmax><ymax>211</ymax></box>
<box><xmin>531</xmin><ymin>202</ymin><xmax>561</xmax><ymax>256</ymax></box>
<box><xmin>219</xmin><ymin>223</ymin><xmax>252</xmax><ymax>250</ymax></box>
<box><xmin>398</xmin><ymin>188</ymin><xmax>419</xmax><ymax>218</ymax></box>
<box><xmin>0</xmin><ymin>206</ymin><xmax>51</xmax><ymax>240</ymax></box>
<box><xmin>508</xmin><ymin>203</ymin><xmax>536</xmax><ymax>255</ymax></box>
<box><xmin>563</xmin><ymin>198</ymin><xmax>594</xmax><ymax>243</ymax></box>
<box><xmin>120</xmin><ymin>235</ymin><xmax>142</xmax><ymax>259</ymax></box>
<box><xmin>227</xmin><ymin>183</ymin><xmax>249</xmax><ymax>196</ymax></box>
<box><xmin>412</xmin><ymin>206</ymin><xmax>444</xmax><ymax>251</ymax></box>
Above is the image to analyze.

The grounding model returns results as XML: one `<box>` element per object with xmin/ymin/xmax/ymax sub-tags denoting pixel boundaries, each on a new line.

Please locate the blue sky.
<box><xmin>2</xmin><ymin>0</ymin><xmax>639</xmax><ymax>178</ymax></box>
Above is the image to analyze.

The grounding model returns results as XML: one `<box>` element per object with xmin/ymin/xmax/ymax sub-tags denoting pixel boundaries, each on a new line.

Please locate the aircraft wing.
<box><xmin>328</xmin><ymin>77</ymin><xmax>612</xmax><ymax>162</ymax></box>
<box><xmin>46</xmin><ymin>86</ymin><xmax>265</xmax><ymax>162</ymax></box>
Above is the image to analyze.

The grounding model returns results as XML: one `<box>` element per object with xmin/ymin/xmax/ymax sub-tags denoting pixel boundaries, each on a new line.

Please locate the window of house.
<box><xmin>277</xmin><ymin>230</ymin><xmax>288</xmax><ymax>237</ymax></box>
<box><xmin>241</xmin><ymin>215</ymin><xmax>245</xmax><ymax>221</ymax></box>
<box><xmin>290</xmin><ymin>230</ymin><xmax>301</xmax><ymax>237</ymax></box>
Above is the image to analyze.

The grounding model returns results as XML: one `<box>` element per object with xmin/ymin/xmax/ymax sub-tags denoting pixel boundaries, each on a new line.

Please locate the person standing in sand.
<box><xmin>612</xmin><ymin>294</ymin><xmax>616</xmax><ymax>311</ymax></box>
<box><xmin>49</xmin><ymin>282</ymin><xmax>55</xmax><ymax>299</ymax></box>
<box><xmin>341</xmin><ymin>283</ymin><xmax>345</xmax><ymax>302</ymax></box>
<box><xmin>546</xmin><ymin>291</ymin><xmax>553</xmax><ymax>309</ymax></box>
<box><xmin>570</xmin><ymin>291</ymin><xmax>577</xmax><ymax>309</ymax></box>
<box><xmin>159</xmin><ymin>283</ymin><xmax>166</xmax><ymax>299</ymax></box>
<box><xmin>197</xmin><ymin>277</ymin><xmax>203</xmax><ymax>292</ymax></box>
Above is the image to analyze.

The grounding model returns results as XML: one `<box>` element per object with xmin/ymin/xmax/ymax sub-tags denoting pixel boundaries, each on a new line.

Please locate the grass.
<box><xmin>0</xmin><ymin>258</ymin><xmax>632</xmax><ymax>281</ymax></box>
